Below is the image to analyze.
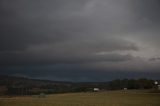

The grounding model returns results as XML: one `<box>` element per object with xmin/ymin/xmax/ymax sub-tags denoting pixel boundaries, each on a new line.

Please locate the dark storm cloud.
<box><xmin>0</xmin><ymin>0</ymin><xmax>160</xmax><ymax>81</ymax></box>
<box><xmin>149</xmin><ymin>57</ymin><xmax>160</xmax><ymax>62</ymax></box>
<box><xmin>0</xmin><ymin>51</ymin><xmax>134</xmax><ymax>66</ymax></box>
<box><xmin>1</xmin><ymin>65</ymin><xmax>160</xmax><ymax>82</ymax></box>
<box><xmin>0</xmin><ymin>0</ymin><xmax>66</xmax><ymax>51</ymax></box>
<box><xmin>0</xmin><ymin>0</ymin><xmax>139</xmax><ymax>65</ymax></box>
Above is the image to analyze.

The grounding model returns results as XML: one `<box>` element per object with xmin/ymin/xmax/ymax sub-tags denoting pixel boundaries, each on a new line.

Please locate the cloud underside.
<box><xmin>0</xmin><ymin>0</ymin><xmax>160</xmax><ymax>80</ymax></box>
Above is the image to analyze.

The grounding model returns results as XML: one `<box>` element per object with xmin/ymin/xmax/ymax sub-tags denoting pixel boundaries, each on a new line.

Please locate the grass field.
<box><xmin>0</xmin><ymin>90</ymin><xmax>160</xmax><ymax>106</ymax></box>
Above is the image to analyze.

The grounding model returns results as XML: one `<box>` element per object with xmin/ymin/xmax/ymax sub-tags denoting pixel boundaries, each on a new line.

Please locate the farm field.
<box><xmin>0</xmin><ymin>90</ymin><xmax>160</xmax><ymax>106</ymax></box>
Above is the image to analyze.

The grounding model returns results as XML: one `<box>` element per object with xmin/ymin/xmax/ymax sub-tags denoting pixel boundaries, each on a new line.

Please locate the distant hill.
<box><xmin>0</xmin><ymin>75</ymin><xmax>73</xmax><ymax>87</ymax></box>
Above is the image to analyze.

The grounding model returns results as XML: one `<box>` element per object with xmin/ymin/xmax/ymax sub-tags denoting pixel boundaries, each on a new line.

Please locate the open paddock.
<box><xmin>0</xmin><ymin>90</ymin><xmax>160</xmax><ymax>106</ymax></box>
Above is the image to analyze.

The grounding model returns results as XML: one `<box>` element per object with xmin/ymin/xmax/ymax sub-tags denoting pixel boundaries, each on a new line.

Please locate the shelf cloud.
<box><xmin>0</xmin><ymin>0</ymin><xmax>160</xmax><ymax>81</ymax></box>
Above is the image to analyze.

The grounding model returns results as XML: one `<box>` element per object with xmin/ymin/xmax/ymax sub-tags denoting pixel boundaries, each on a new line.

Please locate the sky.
<box><xmin>0</xmin><ymin>0</ymin><xmax>160</xmax><ymax>81</ymax></box>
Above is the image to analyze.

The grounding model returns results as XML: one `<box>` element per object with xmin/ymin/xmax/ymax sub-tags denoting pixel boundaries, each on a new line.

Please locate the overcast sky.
<box><xmin>0</xmin><ymin>0</ymin><xmax>160</xmax><ymax>81</ymax></box>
